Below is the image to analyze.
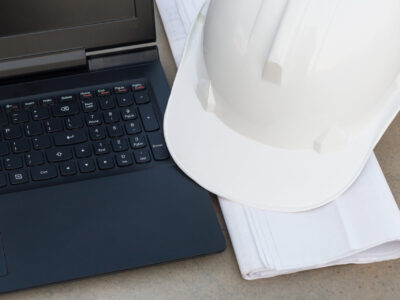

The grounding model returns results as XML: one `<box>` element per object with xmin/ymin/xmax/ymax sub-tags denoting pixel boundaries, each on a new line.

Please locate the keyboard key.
<box><xmin>40</xmin><ymin>98</ymin><xmax>55</xmax><ymax>106</ymax></box>
<box><xmin>32</xmin><ymin>106</ymin><xmax>50</xmax><ymax>120</ymax></box>
<box><xmin>85</xmin><ymin>112</ymin><xmax>102</xmax><ymax>126</ymax></box>
<box><xmin>4</xmin><ymin>104</ymin><xmax>19</xmax><ymax>112</ymax></box>
<box><xmin>78</xmin><ymin>159</ymin><xmax>96</xmax><ymax>173</ymax></box>
<box><xmin>103</xmin><ymin>110</ymin><xmax>120</xmax><ymax>123</ymax></box>
<box><xmin>129</xmin><ymin>135</ymin><xmax>146</xmax><ymax>149</ymax></box>
<box><xmin>31</xmin><ymin>165</ymin><xmax>58</xmax><ymax>181</ymax></box>
<box><xmin>79</xmin><ymin>91</ymin><xmax>94</xmax><ymax>100</ymax></box>
<box><xmin>132</xmin><ymin>81</ymin><xmax>146</xmax><ymax>91</ymax></box>
<box><xmin>96</xmin><ymin>88</ymin><xmax>111</xmax><ymax>97</ymax></box>
<box><xmin>93</xmin><ymin>141</ymin><xmax>110</xmax><ymax>155</ymax></box>
<box><xmin>97</xmin><ymin>156</ymin><xmax>115</xmax><ymax>170</ymax></box>
<box><xmin>9</xmin><ymin>170</ymin><xmax>28</xmax><ymax>185</ymax></box>
<box><xmin>115</xmin><ymin>152</ymin><xmax>133</xmax><ymax>167</ymax></box>
<box><xmin>125</xmin><ymin>120</ymin><xmax>141</xmax><ymax>135</ymax></box>
<box><xmin>0</xmin><ymin>174</ymin><xmax>7</xmax><ymax>188</ymax></box>
<box><xmin>32</xmin><ymin>136</ymin><xmax>51</xmax><ymax>150</ymax></box>
<box><xmin>75</xmin><ymin>144</ymin><xmax>92</xmax><ymax>158</ymax></box>
<box><xmin>11</xmin><ymin>110</ymin><xmax>28</xmax><ymax>124</ymax></box>
<box><xmin>121</xmin><ymin>107</ymin><xmax>137</xmax><ymax>120</ymax></box>
<box><xmin>45</xmin><ymin>119</ymin><xmax>63</xmax><ymax>133</ymax></box>
<box><xmin>58</xmin><ymin>95</ymin><xmax>74</xmax><ymax>102</ymax></box>
<box><xmin>24</xmin><ymin>122</ymin><xmax>43</xmax><ymax>136</ymax></box>
<box><xmin>107</xmin><ymin>124</ymin><xmax>124</xmax><ymax>137</ymax></box>
<box><xmin>25</xmin><ymin>152</ymin><xmax>44</xmax><ymax>166</ymax></box>
<box><xmin>111</xmin><ymin>138</ymin><xmax>129</xmax><ymax>152</ymax></box>
<box><xmin>4</xmin><ymin>156</ymin><xmax>23</xmax><ymax>170</ymax></box>
<box><xmin>23</xmin><ymin>101</ymin><xmax>36</xmax><ymax>109</ymax></box>
<box><xmin>89</xmin><ymin>126</ymin><xmax>106</xmax><ymax>140</ymax></box>
<box><xmin>133</xmin><ymin>149</ymin><xmax>151</xmax><ymax>164</ymax></box>
<box><xmin>0</xmin><ymin>142</ymin><xmax>9</xmax><ymax>156</ymax></box>
<box><xmin>11</xmin><ymin>110</ymin><xmax>29</xmax><ymax>124</ymax></box>
<box><xmin>65</xmin><ymin>116</ymin><xmax>84</xmax><ymax>129</ymax></box>
<box><xmin>114</xmin><ymin>86</ymin><xmax>129</xmax><ymax>94</ymax></box>
<box><xmin>99</xmin><ymin>96</ymin><xmax>115</xmax><ymax>110</ymax></box>
<box><xmin>134</xmin><ymin>90</ymin><xmax>150</xmax><ymax>104</ymax></box>
<box><xmin>11</xmin><ymin>139</ymin><xmax>31</xmax><ymax>153</ymax></box>
<box><xmin>52</xmin><ymin>102</ymin><xmax>79</xmax><ymax>117</ymax></box>
<box><xmin>148</xmin><ymin>132</ymin><xmax>170</xmax><ymax>161</ymax></box>
<box><xmin>3</xmin><ymin>125</ymin><xmax>22</xmax><ymax>140</ymax></box>
<box><xmin>116</xmin><ymin>94</ymin><xmax>134</xmax><ymax>107</ymax></box>
<box><xmin>46</xmin><ymin>148</ymin><xmax>73</xmax><ymax>162</ymax></box>
<box><xmin>54</xmin><ymin>130</ymin><xmax>87</xmax><ymax>146</ymax></box>
<box><xmin>81</xmin><ymin>99</ymin><xmax>98</xmax><ymax>112</ymax></box>
<box><xmin>138</xmin><ymin>105</ymin><xmax>159</xmax><ymax>132</ymax></box>
<box><xmin>60</xmin><ymin>161</ymin><xmax>77</xmax><ymax>176</ymax></box>
<box><xmin>0</xmin><ymin>113</ymin><xmax>8</xmax><ymax>126</ymax></box>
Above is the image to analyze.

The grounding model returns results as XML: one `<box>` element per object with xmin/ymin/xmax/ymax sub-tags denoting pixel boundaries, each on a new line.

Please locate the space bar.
<box><xmin>53</xmin><ymin>130</ymin><xmax>87</xmax><ymax>146</ymax></box>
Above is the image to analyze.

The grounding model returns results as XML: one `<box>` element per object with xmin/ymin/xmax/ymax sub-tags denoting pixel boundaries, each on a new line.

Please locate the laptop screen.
<box><xmin>0</xmin><ymin>0</ymin><xmax>136</xmax><ymax>37</ymax></box>
<box><xmin>0</xmin><ymin>0</ymin><xmax>155</xmax><ymax>61</ymax></box>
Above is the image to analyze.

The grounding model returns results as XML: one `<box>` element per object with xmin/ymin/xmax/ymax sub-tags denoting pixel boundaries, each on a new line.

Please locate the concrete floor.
<box><xmin>2</xmin><ymin>5</ymin><xmax>400</xmax><ymax>300</ymax></box>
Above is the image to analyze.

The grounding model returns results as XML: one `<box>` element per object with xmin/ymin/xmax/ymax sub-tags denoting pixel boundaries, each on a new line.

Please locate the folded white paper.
<box><xmin>156</xmin><ymin>0</ymin><xmax>400</xmax><ymax>280</ymax></box>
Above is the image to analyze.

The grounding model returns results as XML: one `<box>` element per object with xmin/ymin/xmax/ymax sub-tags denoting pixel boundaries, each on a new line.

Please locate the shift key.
<box><xmin>138</xmin><ymin>104</ymin><xmax>159</xmax><ymax>132</ymax></box>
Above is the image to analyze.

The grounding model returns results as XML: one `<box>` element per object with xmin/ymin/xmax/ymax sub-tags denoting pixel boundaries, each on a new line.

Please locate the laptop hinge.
<box><xmin>87</xmin><ymin>46</ymin><xmax>159</xmax><ymax>71</ymax></box>
<box><xmin>0</xmin><ymin>49</ymin><xmax>86</xmax><ymax>80</ymax></box>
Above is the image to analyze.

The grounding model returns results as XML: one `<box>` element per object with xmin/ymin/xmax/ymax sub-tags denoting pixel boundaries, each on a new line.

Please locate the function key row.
<box><xmin>1</xmin><ymin>81</ymin><xmax>147</xmax><ymax>112</ymax></box>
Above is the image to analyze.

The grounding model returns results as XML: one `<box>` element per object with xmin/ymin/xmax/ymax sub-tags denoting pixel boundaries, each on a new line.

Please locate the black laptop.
<box><xmin>0</xmin><ymin>0</ymin><xmax>225</xmax><ymax>293</ymax></box>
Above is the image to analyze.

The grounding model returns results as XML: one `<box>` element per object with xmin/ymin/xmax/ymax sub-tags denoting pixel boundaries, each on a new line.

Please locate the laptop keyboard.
<box><xmin>0</xmin><ymin>79</ymin><xmax>170</xmax><ymax>193</ymax></box>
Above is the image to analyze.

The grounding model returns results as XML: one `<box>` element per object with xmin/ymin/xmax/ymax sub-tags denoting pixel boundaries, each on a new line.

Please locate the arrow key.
<box><xmin>97</xmin><ymin>156</ymin><xmax>115</xmax><ymax>170</ymax></box>
<box><xmin>78</xmin><ymin>159</ymin><xmax>96</xmax><ymax>173</ymax></box>
<box><xmin>75</xmin><ymin>143</ymin><xmax>92</xmax><ymax>158</ymax></box>
<box><xmin>60</xmin><ymin>161</ymin><xmax>77</xmax><ymax>176</ymax></box>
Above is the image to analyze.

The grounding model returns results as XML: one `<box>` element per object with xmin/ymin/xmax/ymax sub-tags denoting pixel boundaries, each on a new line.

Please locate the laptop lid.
<box><xmin>0</xmin><ymin>0</ymin><xmax>155</xmax><ymax>61</ymax></box>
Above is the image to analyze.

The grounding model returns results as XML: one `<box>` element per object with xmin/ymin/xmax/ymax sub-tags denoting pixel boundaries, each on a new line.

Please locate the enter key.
<box><xmin>147</xmin><ymin>132</ymin><xmax>170</xmax><ymax>161</ymax></box>
<box><xmin>53</xmin><ymin>130</ymin><xmax>87</xmax><ymax>146</ymax></box>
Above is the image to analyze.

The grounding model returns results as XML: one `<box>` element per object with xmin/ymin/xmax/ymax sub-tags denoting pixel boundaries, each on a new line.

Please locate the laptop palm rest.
<box><xmin>0</xmin><ymin>165</ymin><xmax>225</xmax><ymax>292</ymax></box>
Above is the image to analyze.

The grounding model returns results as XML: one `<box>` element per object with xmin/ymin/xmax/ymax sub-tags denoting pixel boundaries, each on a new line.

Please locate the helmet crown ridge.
<box><xmin>262</xmin><ymin>0</ymin><xmax>310</xmax><ymax>85</ymax></box>
<box><xmin>201</xmin><ymin>0</ymin><xmax>400</xmax><ymax>152</ymax></box>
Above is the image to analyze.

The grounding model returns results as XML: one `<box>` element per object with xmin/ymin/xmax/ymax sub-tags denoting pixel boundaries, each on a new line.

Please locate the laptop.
<box><xmin>0</xmin><ymin>0</ymin><xmax>225</xmax><ymax>293</ymax></box>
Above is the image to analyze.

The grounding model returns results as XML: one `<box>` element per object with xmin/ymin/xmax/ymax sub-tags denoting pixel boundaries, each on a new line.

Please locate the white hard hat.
<box><xmin>164</xmin><ymin>0</ymin><xmax>400</xmax><ymax>211</ymax></box>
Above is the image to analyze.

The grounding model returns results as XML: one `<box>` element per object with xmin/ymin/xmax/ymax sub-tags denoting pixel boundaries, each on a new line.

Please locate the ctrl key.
<box><xmin>9</xmin><ymin>170</ymin><xmax>29</xmax><ymax>185</ymax></box>
<box><xmin>31</xmin><ymin>165</ymin><xmax>58</xmax><ymax>181</ymax></box>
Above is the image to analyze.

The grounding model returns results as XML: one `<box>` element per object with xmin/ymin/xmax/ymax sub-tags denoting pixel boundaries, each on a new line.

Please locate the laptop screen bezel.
<box><xmin>0</xmin><ymin>0</ymin><xmax>155</xmax><ymax>61</ymax></box>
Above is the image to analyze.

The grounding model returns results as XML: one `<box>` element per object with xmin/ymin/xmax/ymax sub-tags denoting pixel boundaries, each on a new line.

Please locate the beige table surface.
<box><xmin>2</xmin><ymin>5</ymin><xmax>400</xmax><ymax>300</ymax></box>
